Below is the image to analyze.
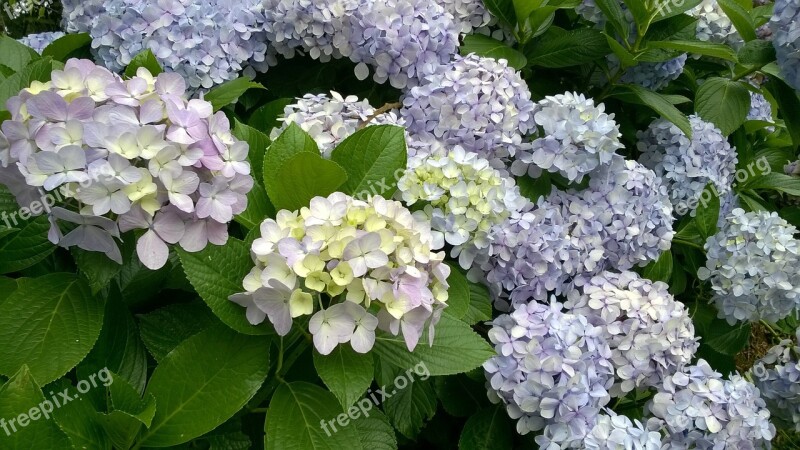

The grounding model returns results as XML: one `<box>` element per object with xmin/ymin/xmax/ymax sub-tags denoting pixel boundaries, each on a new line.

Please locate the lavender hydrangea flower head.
<box><xmin>511</xmin><ymin>91</ymin><xmax>623</xmax><ymax>183</ymax></box>
<box><xmin>690</xmin><ymin>0</ymin><xmax>744</xmax><ymax>49</ymax></box>
<box><xmin>229</xmin><ymin>193</ymin><xmax>451</xmax><ymax>354</ymax></box>
<box><xmin>88</xmin><ymin>0</ymin><xmax>272</xmax><ymax>90</ymax></box>
<box><xmin>269</xmin><ymin>91</ymin><xmax>404</xmax><ymax>157</ymax></box>
<box><xmin>262</xmin><ymin>0</ymin><xmax>358</xmax><ymax>62</ymax></box>
<box><xmin>698</xmin><ymin>208</ymin><xmax>800</xmax><ymax>324</ymax></box>
<box><xmin>484</xmin><ymin>299</ymin><xmax>614</xmax><ymax>440</ymax></box>
<box><xmin>401</xmin><ymin>54</ymin><xmax>536</xmax><ymax>169</ymax></box>
<box><xmin>396</xmin><ymin>148</ymin><xmax>527</xmax><ymax>270</ymax></box>
<box><xmin>0</xmin><ymin>59</ymin><xmax>253</xmax><ymax>269</ymax></box>
<box><xmin>620</xmin><ymin>54</ymin><xmax>688</xmax><ymax>91</ymax></box>
<box><xmin>750</xmin><ymin>328</ymin><xmax>800</xmax><ymax>431</ymax></box>
<box><xmin>439</xmin><ymin>0</ymin><xmax>492</xmax><ymax>34</ymax></box>
<box><xmin>583</xmin><ymin>410</ymin><xmax>664</xmax><ymax>450</ymax></box>
<box><xmin>348</xmin><ymin>0</ymin><xmax>460</xmax><ymax>89</ymax></box>
<box><xmin>649</xmin><ymin>359</ymin><xmax>775</xmax><ymax>449</ymax></box>
<box><xmin>771</xmin><ymin>0</ymin><xmax>800</xmax><ymax>90</ymax></box>
<box><xmin>638</xmin><ymin>115</ymin><xmax>737</xmax><ymax>216</ymax></box>
<box><xmin>17</xmin><ymin>32</ymin><xmax>66</xmax><ymax>54</ymax></box>
<box><xmin>565</xmin><ymin>271</ymin><xmax>698</xmax><ymax>395</ymax></box>
<box><xmin>62</xmin><ymin>0</ymin><xmax>106</xmax><ymax>33</ymax></box>
<box><xmin>748</xmin><ymin>90</ymin><xmax>774</xmax><ymax>123</ymax></box>
<box><xmin>576</xmin><ymin>0</ymin><xmax>606</xmax><ymax>25</ymax></box>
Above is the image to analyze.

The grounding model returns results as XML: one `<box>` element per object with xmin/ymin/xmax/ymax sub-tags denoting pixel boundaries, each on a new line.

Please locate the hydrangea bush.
<box><xmin>1</xmin><ymin>0</ymin><xmax>800</xmax><ymax>447</ymax></box>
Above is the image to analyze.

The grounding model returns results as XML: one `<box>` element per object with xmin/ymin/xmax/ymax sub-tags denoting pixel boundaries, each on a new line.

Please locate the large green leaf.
<box><xmin>353</xmin><ymin>409</ymin><xmax>396</xmax><ymax>450</ymax></box>
<box><xmin>742</xmin><ymin>173</ymin><xmax>800</xmax><ymax>196</ymax></box>
<box><xmin>462</xmin><ymin>281</ymin><xmax>492</xmax><ymax>326</ymax></box>
<box><xmin>0</xmin><ymin>274</ymin><xmax>103</xmax><ymax>385</ymax></box>
<box><xmin>458</xmin><ymin>406</ymin><xmax>514</xmax><ymax>450</ymax></box>
<box><xmin>313</xmin><ymin>346</ymin><xmax>374</xmax><ymax>409</ymax></box>
<box><xmin>235</xmin><ymin>180</ymin><xmax>274</xmax><ymax>229</ymax></box>
<box><xmin>443</xmin><ymin>264</ymin><xmax>472</xmax><ymax>320</ymax></box>
<box><xmin>766</xmin><ymin>77</ymin><xmax>800</xmax><ymax>149</ymax></box>
<box><xmin>97</xmin><ymin>372</ymin><xmax>157</xmax><ymax>450</ymax></box>
<box><xmin>0</xmin><ymin>57</ymin><xmax>61</xmax><ymax>113</ymax></box>
<box><xmin>649</xmin><ymin>40</ymin><xmax>738</xmax><ymax>61</ymax></box>
<box><xmin>234</xmin><ymin>119</ymin><xmax>272</xmax><ymax>186</ymax></box>
<box><xmin>694</xmin><ymin>184</ymin><xmax>721</xmax><ymax>240</ymax></box>
<box><xmin>330</xmin><ymin>125</ymin><xmax>407</xmax><ymax>199</ymax></box>
<box><xmin>611</xmin><ymin>84</ymin><xmax>692</xmax><ymax>137</ymax></box>
<box><xmin>372</xmin><ymin>315</ymin><xmax>493</xmax><ymax>376</ymax></box>
<box><xmin>49</xmin><ymin>378</ymin><xmax>111</xmax><ymax>450</ymax></box>
<box><xmin>527</xmin><ymin>28</ymin><xmax>610</xmax><ymax>68</ymax></box>
<box><xmin>262</xmin><ymin>123</ymin><xmax>320</xmax><ymax>200</ymax></box>
<box><xmin>0</xmin><ymin>366</ymin><xmax>72</xmax><ymax>449</ymax></box>
<box><xmin>177</xmin><ymin>238</ymin><xmax>273</xmax><ymax>335</ymax></box>
<box><xmin>434</xmin><ymin>375</ymin><xmax>490</xmax><ymax>417</ymax></box>
<box><xmin>205</xmin><ymin>77</ymin><xmax>265</xmax><ymax>111</ymax></box>
<box><xmin>72</xmin><ymin>247</ymin><xmax>123</xmax><ymax>294</ymax></box>
<box><xmin>379</xmin><ymin>369</ymin><xmax>436</xmax><ymax>439</ymax></box>
<box><xmin>695</xmin><ymin>77</ymin><xmax>750</xmax><ymax>136</ymax></box>
<box><xmin>642</xmin><ymin>250</ymin><xmax>673</xmax><ymax>283</ymax></box>
<box><xmin>483</xmin><ymin>0</ymin><xmax>517</xmax><ymax>28</ymax></box>
<box><xmin>264</xmin><ymin>382</ymin><xmax>362</xmax><ymax>450</ymax></box>
<box><xmin>138</xmin><ymin>301</ymin><xmax>217</xmax><ymax>362</ymax></box>
<box><xmin>460</xmin><ymin>35</ymin><xmax>528</xmax><ymax>69</ymax></box>
<box><xmin>0</xmin><ymin>215</ymin><xmax>55</xmax><ymax>274</ymax></box>
<box><xmin>138</xmin><ymin>324</ymin><xmax>270</xmax><ymax>447</ymax></box>
<box><xmin>268</xmin><ymin>152</ymin><xmax>348</xmax><ymax>211</ymax></box>
<box><xmin>0</xmin><ymin>35</ymin><xmax>39</xmax><ymax>72</ymax></box>
<box><xmin>124</xmin><ymin>49</ymin><xmax>163</xmax><ymax>78</ymax></box>
<box><xmin>41</xmin><ymin>33</ymin><xmax>92</xmax><ymax>62</ymax></box>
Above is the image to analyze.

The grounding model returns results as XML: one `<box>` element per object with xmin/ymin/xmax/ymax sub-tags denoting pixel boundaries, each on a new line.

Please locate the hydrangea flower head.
<box><xmin>397</xmin><ymin>148</ymin><xmax>527</xmax><ymax>270</ymax></box>
<box><xmin>771</xmin><ymin>0</ymin><xmax>800</xmax><ymax>90</ymax></box>
<box><xmin>87</xmin><ymin>0</ymin><xmax>271</xmax><ymax>90</ymax></box>
<box><xmin>401</xmin><ymin>54</ymin><xmax>536</xmax><ymax>169</ymax></box>
<box><xmin>699</xmin><ymin>208</ymin><xmax>800</xmax><ymax>324</ymax></box>
<box><xmin>62</xmin><ymin>0</ymin><xmax>106</xmax><ymax>33</ymax></box>
<box><xmin>748</xmin><ymin>90</ymin><xmax>774</xmax><ymax>123</ymax></box>
<box><xmin>269</xmin><ymin>92</ymin><xmax>404</xmax><ymax>157</ymax></box>
<box><xmin>620</xmin><ymin>55</ymin><xmax>687</xmax><ymax>91</ymax></box>
<box><xmin>18</xmin><ymin>32</ymin><xmax>66</xmax><ymax>54</ymax></box>
<box><xmin>638</xmin><ymin>115</ymin><xmax>737</xmax><ymax>216</ymax></box>
<box><xmin>0</xmin><ymin>59</ymin><xmax>252</xmax><ymax>269</ymax></box>
<box><xmin>750</xmin><ymin>327</ymin><xmax>800</xmax><ymax>431</ymax></box>
<box><xmin>565</xmin><ymin>271</ymin><xmax>698</xmax><ymax>395</ymax></box>
<box><xmin>229</xmin><ymin>193</ymin><xmax>450</xmax><ymax>354</ymax></box>
<box><xmin>690</xmin><ymin>0</ymin><xmax>744</xmax><ymax>49</ymax></box>
<box><xmin>348</xmin><ymin>0</ymin><xmax>460</xmax><ymax>89</ymax></box>
<box><xmin>649</xmin><ymin>359</ymin><xmax>775</xmax><ymax>448</ymax></box>
<box><xmin>485</xmin><ymin>299</ymin><xmax>614</xmax><ymax>441</ymax></box>
<box><xmin>512</xmin><ymin>91</ymin><xmax>623</xmax><ymax>183</ymax></box>
<box><xmin>439</xmin><ymin>0</ymin><xmax>492</xmax><ymax>34</ymax></box>
<box><xmin>583</xmin><ymin>410</ymin><xmax>664</xmax><ymax>450</ymax></box>
<box><xmin>263</xmin><ymin>0</ymin><xmax>358</xmax><ymax>62</ymax></box>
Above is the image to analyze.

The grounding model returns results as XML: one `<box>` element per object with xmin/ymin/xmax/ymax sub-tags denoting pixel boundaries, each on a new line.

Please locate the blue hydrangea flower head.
<box><xmin>770</xmin><ymin>0</ymin><xmax>800</xmax><ymax>89</ymax></box>
<box><xmin>17</xmin><ymin>32</ymin><xmax>66</xmax><ymax>54</ymax></box>
<box><xmin>620</xmin><ymin>54</ymin><xmax>687</xmax><ymax>91</ymax></box>
<box><xmin>750</xmin><ymin>328</ymin><xmax>800</xmax><ymax>432</ymax></box>
<box><xmin>263</xmin><ymin>0</ymin><xmax>358</xmax><ymax>62</ymax></box>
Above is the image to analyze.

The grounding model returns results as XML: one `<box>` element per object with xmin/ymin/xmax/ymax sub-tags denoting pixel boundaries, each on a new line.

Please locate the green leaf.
<box><xmin>527</xmin><ymin>28</ymin><xmax>610</xmax><ymax>68</ymax></box>
<box><xmin>124</xmin><ymin>49</ymin><xmax>163</xmax><ymax>78</ymax></box>
<box><xmin>313</xmin><ymin>346</ymin><xmax>374</xmax><ymax>409</ymax></box>
<box><xmin>138</xmin><ymin>301</ymin><xmax>217</xmax><ymax>362</ymax></box>
<box><xmin>458</xmin><ymin>406</ymin><xmax>514</xmax><ymax>450</ymax></box>
<box><xmin>460</xmin><ymin>34</ymin><xmax>528</xmax><ymax>69</ymax></box>
<box><xmin>606</xmin><ymin>35</ymin><xmax>637</xmax><ymax>67</ymax></box>
<box><xmin>610</xmin><ymin>84</ymin><xmax>692</xmax><ymax>137</ymax></box>
<box><xmin>41</xmin><ymin>33</ymin><xmax>91</xmax><ymax>62</ymax></box>
<box><xmin>263</xmin><ymin>123</ymin><xmax>320</xmax><ymax>197</ymax></box>
<box><xmin>0</xmin><ymin>215</ymin><xmax>55</xmax><ymax>274</ymax></box>
<box><xmin>718</xmin><ymin>0</ymin><xmax>757</xmax><ymax>41</ymax></box>
<box><xmin>596</xmin><ymin>0</ymin><xmax>630</xmax><ymax>42</ymax></box>
<box><xmin>766</xmin><ymin>77</ymin><xmax>800</xmax><ymax>149</ymax></box>
<box><xmin>177</xmin><ymin>238</ymin><xmax>274</xmax><ymax>335</ymax></box>
<box><xmin>651</xmin><ymin>0</ymin><xmax>703</xmax><ymax>21</ymax></box>
<box><xmin>72</xmin><ymin>247</ymin><xmax>123</xmax><ymax>294</ymax></box>
<box><xmin>269</xmin><ymin>152</ymin><xmax>348</xmax><ymax>211</ymax></box>
<box><xmin>483</xmin><ymin>0</ymin><xmax>517</xmax><ymax>28</ymax></box>
<box><xmin>97</xmin><ymin>373</ymin><xmax>157</xmax><ymax>450</ymax></box>
<box><xmin>462</xmin><ymin>281</ymin><xmax>492</xmax><ymax>326</ymax></box>
<box><xmin>741</xmin><ymin>173</ymin><xmax>800</xmax><ymax>195</ymax></box>
<box><xmin>373</xmin><ymin>315</ymin><xmax>493</xmax><ymax>376</ymax></box>
<box><xmin>138</xmin><ymin>324</ymin><xmax>270</xmax><ymax>447</ymax></box>
<box><xmin>695</xmin><ymin>77</ymin><xmax>750</xmax><ymax>135</ymax></box>
<box><xmin>381</xmin><ymin>374</ymin><xmax>436</xmax><ymax>439</ymax></box>
<box><xmin>434</xmin><ymin>375</ymin><xmax>490</xmax><ymax>417</ymax></box>
<box><xmin>47</xmin><ymin>378</ymin><xmax>110</xmax><ymax>449</ymax></box>
<box><xmin>330</xmin><ymin>125</ymin><xmax>407</xmax><ymax>199</ymax></box>
<box><xmin>649</xmin><ymin>40</ymin><xmax>738</xmax><ymax>61</ymax></box>
<box><xmin>264</xmin><ymin>382</ymin><xmax>362</xmax><ymax>450</ymax></box>
<box><xmin>694</xmin><ymin>184</ymin><xmax>721</xmax><ymax>239</ymax></box>
<box><xmin>443</xmin><ymin>264</ymin><xmax>472</xmax><ymax>320</ymax></box>
<box><xmin>235</xmin><ymin>180</ymin><xmax>274</xmax><ymax>229</ymax></box>
<box><xmin>0</xmin><ymin>274</ymin><xmax>104</xmax><ymax>385</ymax></box>
<box><xmin>780</xmin><ymin>206</ymin><xmax>800</xmax><ymax>228</ymax></box>
<box><xmin>0</xmin><ymin>57</ymin><xmax>61</xmax><ymax>113</ymax></box>
<box><xmin>205</xmin><ymin>77</ymin><xmax>266</xmax><ymax>111</ymax></box>
<box><xmin>81</xmin><ymin>295</ymin><xmax>148</xmax><ymax>394</ymax></box>
<box><xmin>621</xmin><ymin>0</ymin><xmax>652</xmax><ymax>29</ymax></box>
<box><xmin>248</xmin><ymin>98</ymin><xmax>293</xmax><ymax>132</ymax></box>
<box><xmin>234</xmin><ymin>119</ymin><xmax>272</xmax><ymax>186</ymax></box>
<box><xmin>0</xmin><ymin>366</ymin><xmax>72</xmax><ymax>449</ymax></box>
<box><xmin>706</xmin><ymin>322</ymin><xmax>751</xmax><ymax>355</ymax></box>
<box><xmin>642</xmin><ymin>250</ymin><xmax>673</xmax><ymax>283</ymax></box>
<box><xmin>0</xmin><ymin>276</ymin><xmax>17</xmax><ymax>306</ymax></box>
<box><xmin>0</xmin><ymin>35</ymin><xmax>40</xmax><ymax>72</ymax></box>
<box><xmin>353</xmin><ymin>409</ymin><xmax>397</xmax><ymax>450</ymax></box>
<box><xmin>516</xmin><ymin>173</ymin><xmax>552</xmax><ymax>203</ymax></box>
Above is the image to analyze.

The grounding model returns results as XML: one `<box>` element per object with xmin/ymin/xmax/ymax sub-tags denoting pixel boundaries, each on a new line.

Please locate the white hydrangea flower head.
<box><xmin>401</xmin><ymin>54</ymin><xmax>536</xmax><ymax>169</ymax></box>
<box><xmin>484</xmin><ymin>299</ymin><xmax>615</xmax><ymax>440</ymax></box>
<box><xmin>638</xmin><ymin>115</ymin><xmax>738</xmax><ymax>216</ymax></box>
<box><xmin>750</xmin><ymin>328</ymin><xmax>800</xmax><ymax>431</ymax></box>
<box><xmin>771</xmin><ymin>0</ymin><xmax>800</xmax><ymax>90</ymax></box>
<box><xmin>17</xmin><ymin>32</ymin><xmax>66</xmax><ymax>54</ymax></box>
<box><xmin>649</xmin><ymin>359</ymin><xmax>775</xmax><ymax>448</ymax></box>
<box><xmin>269</xmin><ymin>91</ymin><xmax>404</xmax><ymax>157</ymax></box>
<box><xmin>583</xmin><ymin>410</ymin><xmax>665</xmax><ymax>450</ymax></box>
<box><xmin>263</xmin><ymin>0</ymin><xmax>359</xmax><ymax>62</ymax></box>
<box><xmin>397</xmin><ymin>148</ymin><xmax>527</xmax><ymax>270</ymax></box>
<box><xmin>512</xmin><ymin>91</ymin><xmax>623</xmax><ymax>183</ymax></box>
<box><xmin>689</xmin><ymin>0</ymin><xmax>744</xmax><ymax>49</ymax></box>
<box><xmin>565</xmin><ymin>271</ymin><xmax>699</xmax><ymax>395</ymax></box>
<box><xmin>699</xmin><ymin>208</ymin><xmax>800</xmax><ymax>324</ymax></box>
<box><xmin>230</xmin><ymin>193</ymin><xmax>451</xmax><ymax>355</ymax></box>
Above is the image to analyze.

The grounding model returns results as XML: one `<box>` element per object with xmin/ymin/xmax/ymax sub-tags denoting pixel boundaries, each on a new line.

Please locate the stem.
<box><xmin>275</xmin><ymin>337</ymin><xmax>285</xmax><ymax>383</ymax></box>
<box><xmin>358</xmin><ymin>102</ymin><xmax>402</xmax><ymax>130</ymax></box>
<box><xmin>760</xmin><ymin>320</ymin><xmax>781</xmax><ymax>338</ymax></box>
<box><xmin>673</xmin><ymin>237</ymin><xmax>706</xmax><ymax>251</ymax></box>
<box><xmin>597</xmin><ymin>69</ymin><xmax>625</xmax><ymax>101</ymax></box>
<box><xmin>732</xmin><ymin>65</ymin><xmax>764</xmax><ymax>82</ymax></box>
